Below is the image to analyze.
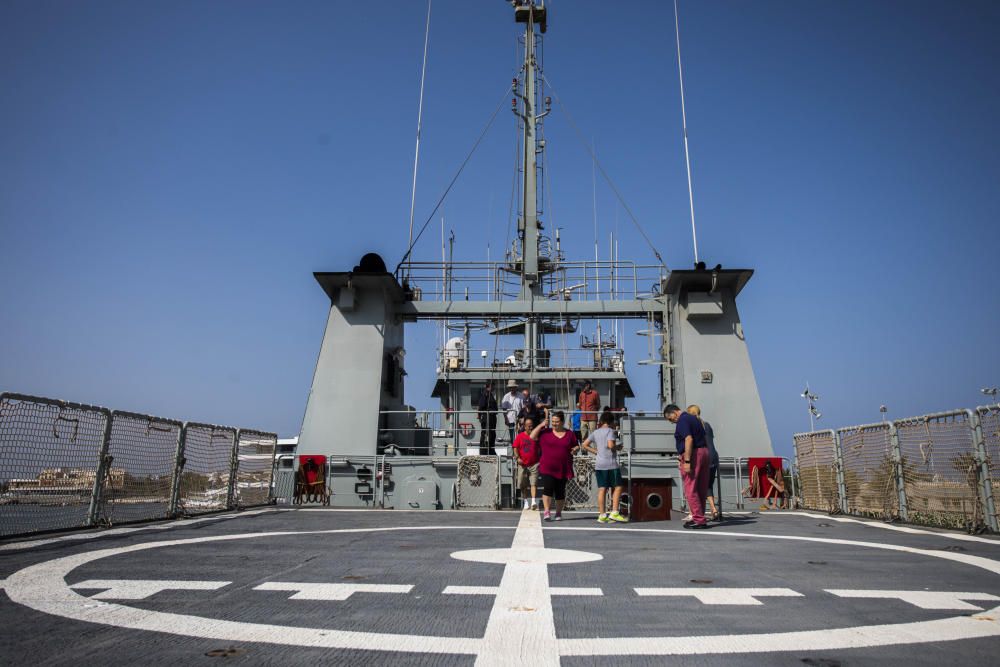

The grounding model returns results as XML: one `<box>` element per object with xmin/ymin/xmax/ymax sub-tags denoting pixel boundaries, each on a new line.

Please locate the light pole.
<box><xmin>801</xmin><ymin>383</ymin><xmax>821</xmax><ymax>431</ymax></box>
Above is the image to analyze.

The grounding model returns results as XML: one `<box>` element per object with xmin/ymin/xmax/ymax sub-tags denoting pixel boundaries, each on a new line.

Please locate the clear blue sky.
<box><xmin>1</xmin><ymin>0</ymin><xmax>998</xmax><ymax>459</ymax></box>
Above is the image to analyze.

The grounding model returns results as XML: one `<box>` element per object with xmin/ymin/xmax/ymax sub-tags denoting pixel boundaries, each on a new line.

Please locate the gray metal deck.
<box><xmin>2</xmin><ymin>508</ymin><xmax>999</xmax><ymax>665</ymax></box>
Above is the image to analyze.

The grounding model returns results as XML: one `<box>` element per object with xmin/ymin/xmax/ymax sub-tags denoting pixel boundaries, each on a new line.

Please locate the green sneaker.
<box><xmin>608</xmin><ymin>511</ymin><xmax>629</xmax><ymax>523</ymax></box>
<box><xmin>597</xmin><ymin>514</ymin><xmax>610</xmax><ymax>523</ymax></box>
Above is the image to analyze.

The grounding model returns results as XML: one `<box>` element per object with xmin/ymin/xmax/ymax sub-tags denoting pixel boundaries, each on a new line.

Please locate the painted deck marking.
<box><xmin>4</xmin><ymin>524</ymin><xmax>1000</xmax><ymax>658</ymax></box>
<box><xmin>826</xmin><ymin>590</ymin><xmax>1000</xmax><ymax>611</ymax></box>
<box><xmin>551</xmin><ymin>587</ymin><xmax>603</xmax><ymax>596</ymax></box>
<box><xmin>634</xmin><ymin>587</ymin><xmax>802</xmax><ymax>605</ymax></box>
<box><xmin>443</xmin><ymin>586</ymin><xmax>498</xmax><ymax>595</ymax></box>
<box><xmin>254</xmin><ymin>582</ymin><xmax>412</xmax><ymax>600</ymax></box>
<box><xmin>444</xmin><ymin>585</ymin><xmax>602</xmax><ymax>597</ymax></box>
<box><xmin>70</xmin><ymin>580</ymin><xmax>230</xmax><ymax>599</ymax></box>
<box><xmin>774</xmin><ymin>512</ymin><xmax>1000</xmax><ymax>546</ymax></box>
<box><xmin>474</xmin><ymin>511</ymin><xmax>568</xmax><ymax>666</ymax></box>
<box><xmin>0</xmin><ymin>508</ymin><xmax>281</xmax><ymax>552</ymax></box>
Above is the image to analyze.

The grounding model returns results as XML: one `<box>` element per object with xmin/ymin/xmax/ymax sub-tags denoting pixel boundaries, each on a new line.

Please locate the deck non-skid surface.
<box><xmin>1</xmin><ymin>508</ymin><xmax>999</xmax><ymax>665</ymax></box>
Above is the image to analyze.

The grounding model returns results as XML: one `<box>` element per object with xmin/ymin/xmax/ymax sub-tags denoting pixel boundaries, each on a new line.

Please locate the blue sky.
<box><xmin>1</xmin><ymin>0</ymin><xmax>998</xmax><ymax>459</ymax></box>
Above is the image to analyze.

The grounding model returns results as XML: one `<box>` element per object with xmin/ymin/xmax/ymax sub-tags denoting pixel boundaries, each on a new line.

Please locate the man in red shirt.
<box><xmin>577</xmin><ymin>380</ymin><xmax>601</xmax><ymax>441</ymax></box>
<box><xmin>512</xmin><ymin>417</ymin><xmax>540</xmax><ymax>510</ymax></box>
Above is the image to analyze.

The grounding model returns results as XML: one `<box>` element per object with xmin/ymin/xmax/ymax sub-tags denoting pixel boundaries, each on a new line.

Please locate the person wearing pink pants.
<box><xmin>664</xmin><ymin>404</ymin><xmax>711</xmax><ymax>529</ymax></box>
<box><xmin>681</xmin><ymin>446</ymin><xmax>711</xmax><ymax>525</ymax></box>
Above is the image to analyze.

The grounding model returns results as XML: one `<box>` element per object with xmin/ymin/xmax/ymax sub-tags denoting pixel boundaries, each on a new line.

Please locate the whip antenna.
<box><xmin>673</xmin><ymin>0</ymin><xmax>699</xmax><ymax>264</ymax></box>
<box><xmin>406</xmin><ymin>0</ymin><xmax>433</xmax><ymax>278</ymax></box>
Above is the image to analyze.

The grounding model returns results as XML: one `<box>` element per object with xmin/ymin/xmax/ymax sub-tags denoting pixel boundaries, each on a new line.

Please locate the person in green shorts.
<box><xmin>581</xmin><ymin>410</ymin><xmax>627</xmax><ymax>523</ymax></box>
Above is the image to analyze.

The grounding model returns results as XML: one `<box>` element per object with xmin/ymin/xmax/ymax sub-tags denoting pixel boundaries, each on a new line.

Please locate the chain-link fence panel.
<box><xmin>978</xmin><ymin>405</ymin><xmax>1000</xmax><ymax>529</ymax></box>
<box><xmin>0</xmin><ymin>393</ymin><xmax>110</xmax><ymax>537</ymax></box>
<box><xmin>234</xmin><ymin>429</ymin><xmax>277</xmax><ymax>508</ymax></box>
<box><xmin>793</xmin><ymin>430</ymin><xmax>839</xmax><ymax>512</ymax></box>
<box><xmin>838</xmin><ymin>423</ymin><xmax>898</xmax><ymax>520</ymax></box>
<box><xmin>175</xmin><ymin>423</ymin><xmax>237</xmax><ymax>515</ymax></box>
<box><xmin>98</xmin><ymin>411</ymin><xmax>182</xmax><ymax>525</ymax></box>
<box><xmin>456</xmin><ymin>456</ymin><xmax>499</xmax><ymax>509</ymax></box>
<box><xmin>565</xmin><ymin>456</ymin><xmax>598</xmax><ymax>510</ymax></box>
<box><xmin>895</xmin><ymin>411</ymin><xmax>983</xmax><ymax>530</ymax></box>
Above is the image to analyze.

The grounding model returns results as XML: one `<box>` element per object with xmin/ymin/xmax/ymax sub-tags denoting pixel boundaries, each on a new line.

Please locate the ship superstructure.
<box><xmin>293</xmin><ymin>0</ymin><xmax>773</xmax><ymax>510</ymax></box>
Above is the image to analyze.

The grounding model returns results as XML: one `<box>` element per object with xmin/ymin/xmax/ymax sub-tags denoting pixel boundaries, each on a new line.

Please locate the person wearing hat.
<box><xmin>477</xmin><ymin>381</ymin><xmax>498</xmax><ymax>455</ymax></box>
<box><xmin>500</xmin><ymin>380</ymin><xmax>524</xmax><ymax>444</ymax></box>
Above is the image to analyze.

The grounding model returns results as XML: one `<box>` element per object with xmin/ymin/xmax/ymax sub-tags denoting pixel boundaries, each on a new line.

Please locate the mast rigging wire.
<box><xmin>405</xmin><ymin>0</ymin><xmax>433</xmax><ymax>278</ymax></box>
<box><xmin>673</xmin><ymin>0</ymin><xmax>700</xmax><ymax>264</ymax></box>
<box><xmin>541</xmin><ymin>73</ymin><xmax>666</xmax><ymax>269</ymax></box>
<box><xmin>396</xmin><ymin>83</ymin><xmax>515</xmax><ymax>274</ymax></box>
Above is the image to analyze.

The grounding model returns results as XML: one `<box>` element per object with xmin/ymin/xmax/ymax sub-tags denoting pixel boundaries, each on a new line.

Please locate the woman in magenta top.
<box><xmin>530</xmin><ymin>410</ymin><xmax>579</xmax><ymax>521</ymax></box>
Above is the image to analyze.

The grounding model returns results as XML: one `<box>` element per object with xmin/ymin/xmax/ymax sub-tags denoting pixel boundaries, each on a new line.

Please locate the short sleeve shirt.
<box><xmin>512</xmin><ymin>432</ymin><xmax>540</xmax><ymax>467</ymax></box>
<box><xmin>673</xmin><ymin>412</ymin><xmax>707</xmax><ymax>455</ymax></box>
<box><xmin>537</xmin><ymin>428</ymin><xmax>578</xmax><ymax>479</ymax></box>
<box><xmin>590</xmin><ymin>426</ymin><xmax>618</xmax><ymax>470</ymax></box>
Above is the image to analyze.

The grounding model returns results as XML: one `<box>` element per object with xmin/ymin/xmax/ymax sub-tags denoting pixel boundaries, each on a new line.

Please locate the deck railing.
<box><xmin>0</xmin><ymin>392</ymin><xmax>278</xmax><ymax>539</ymax></box>
<box><xmin>400</xmin><ymin>260</ymin><xmax>665</xmax><ymax>302</ymax></box>
<box><xmin>793</xmin><ymin>405</ymin><xmax>1000</xmax><ymax>533</ymax></box>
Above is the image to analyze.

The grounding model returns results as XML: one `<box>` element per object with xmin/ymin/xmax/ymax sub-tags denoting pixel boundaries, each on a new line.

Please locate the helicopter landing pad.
<box><xmin>2</xmin><ymin>508</ymin><xmax>1000</xmax><ymax>665</ymax></box>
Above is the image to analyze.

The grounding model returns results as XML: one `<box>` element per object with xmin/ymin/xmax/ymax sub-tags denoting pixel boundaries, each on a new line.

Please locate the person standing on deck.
<box><xmin>577</xmin><ymin>380</ymin><xmax>601</xmax><ymax>441</ymax></box>
<box><xmin>512</xmin><ymin>417</ymin><xmax>540</xmax><ymax>510</ymax></box>
<box><xmin>581</xmin><ymin>410</ymin><xmax>628</xmax><ymax>523</ymax></box>
<box><xmin>664</xmin><ymin>404</ymin><xmax>710</xmax><ymax>529</ymax></box>
<box><xmin>532</xmin><ymin>388</ymin><xmax>554</xmax><ymax>412</ymax></box>
<box><xmin>688</xmin><ymin>404</ymin><xmax>720</xmax><ymax>522</ymax></box>
<box><xmin>518</xmin><ymin>394</ymin><xmax>544</xmax><ymax>429</ymax></box>
<box><xmin>501</xmin><ymin>380</ymin><xmax>523</xmax><ymax>444</ymax></box>
<box><xmin>477</xmin><ymin>382</ymin><xmax>498</xmax><ymax>455</ymax></box>
<box><xmin>530</xmin><ymin>409</ymin><xmax>580</xmax><ymax>521</ymax></box>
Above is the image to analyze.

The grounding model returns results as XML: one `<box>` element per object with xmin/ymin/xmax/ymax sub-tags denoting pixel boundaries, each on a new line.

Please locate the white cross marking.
<box><xmin>253</xmin><ymin>582</ymin><xmax>413</xmax><ymax>600</ymax></box>
<box><xmin>634</xmin><ymin>587</ymin><xmax>803</xmax><ymax>605</ymax></box>
<box><xmin>70</xmin><ymin>579</ymin><xmax>230</xmax><ymax>599</ymax></box>
<box><xmin>476</xmin><ymin>510</ymin><xmax>559</xmax><ymax>666</ymax></box>
<box><xmin>826</xmin><ymin>590</ymin><xmax>1000</xmax><ymax>611</ymax></box>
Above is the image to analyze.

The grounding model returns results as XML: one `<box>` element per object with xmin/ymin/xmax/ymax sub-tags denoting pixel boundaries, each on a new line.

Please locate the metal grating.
<box><xmin>456</xmin><ymin>456</ymin><xmax>499</xmax><ymax>509</ymax></box>
<box><xmin>100</xmin><ymin>411</ymin><xmax>182</xmax><ymax>525</ymax></box>
<box><xmin>175</xmin><ymin>423</ymin><xmax>237</xmax><ymax>515</ymax></box>
<box><xmin>0</xmin><ymin>393</ymin><xmax>110</xmax><ymax>537</ymax></box>
<box><xmin>838</xmin><ymin>423</ymin><xmax>897</xmax><ymax>519</ymax></box>
<box><xmin>895</xmin><ymin>411</ymin><xmax>982</xmax><ymax>530</ymax></box>
<box><xmin>564</xmin><ymin>456</ymin><xmax>598</xmax><ymax>510</ymax></box>
<box><xmin>793</xmin><ymin>430</ymin><xmax>838</xmax><ymax>512</ymax></box>
<box><xmin>234</xmin><ymin>430</ymin><xmax>277</xmax><ymax>507</ymax></box>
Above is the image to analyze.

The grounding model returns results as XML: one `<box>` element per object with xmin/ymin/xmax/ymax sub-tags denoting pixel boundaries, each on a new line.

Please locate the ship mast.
<box><xmin>513</xmin><ymin>0</ymin><xmax>549</xmax><ymax>366</ymax></box>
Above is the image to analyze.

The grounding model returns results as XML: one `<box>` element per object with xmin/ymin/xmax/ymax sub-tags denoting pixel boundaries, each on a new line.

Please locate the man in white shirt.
<box><xmin>501</xmin><ymin>380</ymin><xmax>524</xmax><ymax>444</ymax></box>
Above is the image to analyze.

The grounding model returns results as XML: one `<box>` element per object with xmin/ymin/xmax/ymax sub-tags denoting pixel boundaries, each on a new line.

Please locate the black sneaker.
<box><xmin>689</xmin><ymin>522</ymin><xmax>709</xmax><ymax>530</ymax></box>
<box><xmin>683</xmin><ymin>520</ymin><xmax>695</xmax><ymax>528</ymax></box>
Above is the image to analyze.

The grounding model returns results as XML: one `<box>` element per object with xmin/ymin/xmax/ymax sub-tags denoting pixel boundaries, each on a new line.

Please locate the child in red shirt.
<box><xmin>512</xmin><ymin>417</ymin><xmax>541</xmax><ymax>509</ymax></box>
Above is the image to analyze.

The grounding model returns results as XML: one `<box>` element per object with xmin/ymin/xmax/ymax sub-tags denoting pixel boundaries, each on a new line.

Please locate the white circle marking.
<box><xmin>4</xmin><ymin>525</ymin><xmax>1000</xmax><ymax>657</ymax></box>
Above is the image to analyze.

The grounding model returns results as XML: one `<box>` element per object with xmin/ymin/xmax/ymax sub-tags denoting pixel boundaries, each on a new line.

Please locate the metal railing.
<box><xmin>793</xmin><ymin>405</ymin><xmax>999</xmax><ymax>533</ymax></box>
<box><xmin>0</xmin><ymin>392</ymin><xmax>278</xmax><ymax>538</ymax></box>
<box><xmin>400</xmin><ymin>260</ymin><xmax>665</xmax><ymax>302</ymax></box>
<box><xmin>381</xmin><ymin>408</ymin><xmax>620</xmax><ymax>457</ymax></box>
<box><xmin>437</xmin><ymin>347</ymin><xmax>625</xmax><ymax>373</ymax></box>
